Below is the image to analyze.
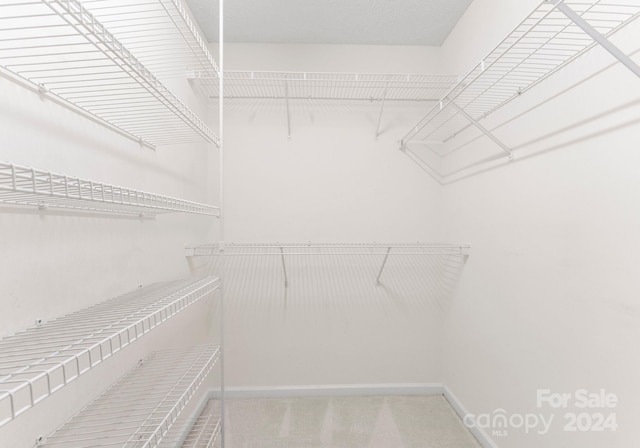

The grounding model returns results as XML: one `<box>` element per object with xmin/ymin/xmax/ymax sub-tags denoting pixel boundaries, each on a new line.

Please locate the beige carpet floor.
<box><xmin>223</xmin><ymin>395</ymin><xmax>482</xmax><ymax>448</ymax></box>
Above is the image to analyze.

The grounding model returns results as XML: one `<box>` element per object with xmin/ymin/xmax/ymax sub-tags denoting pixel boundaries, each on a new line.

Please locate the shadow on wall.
<box><xmin>202</xmin><ymin>245</ymin><xmax>468</xmax><ymax>319</ymax></box>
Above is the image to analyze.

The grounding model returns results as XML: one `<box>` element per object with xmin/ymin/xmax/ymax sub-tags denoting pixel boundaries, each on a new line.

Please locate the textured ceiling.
<box><xmin>185</xmin><ymin>0</ymin><xmax>473</xmax><ymax>46</ymax></box>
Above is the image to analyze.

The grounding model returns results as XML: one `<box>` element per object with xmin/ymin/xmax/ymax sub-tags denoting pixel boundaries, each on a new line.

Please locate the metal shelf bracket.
<box><xmin>550</xmin><ymin>0</ymin><xmax>640</xmax><ymax>79</ymax></box>
<box><xmin>449</xmin><ymin>102</ymin><xmax>512</xmax><ymax>158</ymax></box>
<box><xmin>280</xmin><ymin>247</ymin><xmax>289</xmax><ymax>287</ymax></box>
<box><xmin>375</xmin><ymin>80</ymin><xmax>390</xmax><ymax>139</ymax></box>
<box><xmin>376</xmin><ymin>247</ymin><xmax>392</xmax><ymax>285</ymax></box>
<box><xmin>285</xmin><ymin>77</ymin><xmax>292</xmax><ymax>140</ymax></box>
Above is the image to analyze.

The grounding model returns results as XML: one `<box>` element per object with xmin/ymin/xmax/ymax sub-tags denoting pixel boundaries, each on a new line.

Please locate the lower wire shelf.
<box><xmin>0</xmin><ymin>276</ymin><xmax>219</xmax><ymax>428</ymax></box>
<box><xmin>159</xmin><ymin>400</ymin><xmax>221</xmax><ymax>448</ymax></box>
<box><xmin>179</xmin><ymin>412</ymin><xmax>221</xmax><ymax>448</ymax></box>
<box><xmin>39</xmin><ymin>344</ymin><xmax>221</xmax><ymax>448</ymax></box>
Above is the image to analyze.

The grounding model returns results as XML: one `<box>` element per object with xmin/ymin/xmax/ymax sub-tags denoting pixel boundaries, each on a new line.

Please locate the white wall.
<box><xmin>440</xmin><ymin>1</ymin><xmax>640</xmax><ymax>447</ymax></box>
<box><xmin>212</xmin><ymin>43</ymin><xmax>456</xmax><ymax>389</ymax></box>
<box><xmin>0</xmin><ymin>9</ymin><xmax>220</xmax><ymax>445</ymax></box>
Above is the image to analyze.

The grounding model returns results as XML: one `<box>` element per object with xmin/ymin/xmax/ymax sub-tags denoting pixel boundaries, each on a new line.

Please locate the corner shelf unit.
<box><xmin>0</xmin><ymin>277</ymin><xmax>219</xmax><ymax>428</ymax></box>
<box><xmin>191</xmin><ymin>71</ymin><xmax>458</xmax><ymax>101</ymax></box>
<box><xmin>400</xmin><ymin>0</ymin><xmax>640</xmax><ymax>180</ymax></box>
<box><xmin>78</xmin><ymin>0</ymin><xmax>219</xmax><ymax>79</ymax></box>
<box><xmin>38</xmin><ymin>344</ymin><xmax>220</xmax><ymax>448</ymax></box>
<box><xmin>0</xmin><ymin>161</ymin><xmax>220</xmax><ymax>216</ymax></box>
<box><xmin>0</xmin><ymin>0</ymin><xmax>218</xmax><ymax>147</ymax></box>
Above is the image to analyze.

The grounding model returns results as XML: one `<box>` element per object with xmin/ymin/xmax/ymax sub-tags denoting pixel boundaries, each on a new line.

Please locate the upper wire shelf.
<box><xmin>78</xmin><ymin>0</ymin><xmax>219</xmax><ymax>79</ymax></box>
<box><xmin>0</xmin><ymin>277</ymin><xmax>219</xmax><ymax>428</ymax></box>
<box><xmin>400</xmin><ymin>0</ymin><xmax>640</xmax><ymax>147</ymax></box>
<box><xmin>39</xmin><ymin>344</ymin><xmax>221</xmax><ymax>448</ymax></box>
<box><xmin>190</xmin><ymin>71</ymin><xmax>459</xmax><ymax>101</ymax></box>
<box><xmin>187</xmin><ymin>242</ymin><xmax>470</xmax><ymax>301</ymax></box>
<box><xmin>0</xmin><ymin>0</ymin><xmax>218</xmax><ymax>147</ymax></box>
<box><xmin>0</xmin><ymin>161</ymin><xmax>220</xmax><ymax>216</ymax></box>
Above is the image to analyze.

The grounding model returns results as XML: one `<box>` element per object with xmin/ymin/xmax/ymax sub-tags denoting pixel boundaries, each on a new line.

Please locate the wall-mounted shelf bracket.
<box><xmin>376</xmin><ymin>247</ymin><xmax>392</xmax><ymax>285</ymax></box>
<box><xmin>375</xmin><ymin>82</ymin><xmax>390</xmax><ymax>139</ymax></box>
<box><xmin>398</xmin><ymin>145</ymin><xmax>445</xmax><ymax>185</ymax></box>
<box><xmin>449</xmin><ymin>102</ymin><xmax>512</xmax><ymax>158</ymax></box>
<box><xmin>280</xmin><ymin>247</ymin><xmax>289</xmax><ymax>287</ymax></box>
<box><xmin>285</xmin><ymin>77</ymin><xmax>292</xmax><ymax>140</ymax></box>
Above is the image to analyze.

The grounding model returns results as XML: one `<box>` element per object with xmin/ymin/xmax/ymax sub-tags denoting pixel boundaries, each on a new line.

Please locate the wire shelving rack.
<box><xmin>38</xmin><ymin>344</ymin><xmax>221</xmax><ymax>448</ymax></box>
<box><xmin>400</xmin><ymin>0</ymin><xmax>640</xmax><ymax>179</ymax></box>
<box><xmin>186</xmin><ymin>242</ymin><xmax>470</xmax><ymax>257</ymax></box>
<box><xmin>0</xmin><ymin>277</ymin><xmax>219</xmax><ymax>428</ymax></box>
<box><xmin>0</xmin><ymin>0</ymin><xmax>218</xmax><ymax>147</ymax></box>
<box><xmin>190</xmin><ymin>71</ymin><xmax>459</xmax><ymax>138</ymax></box>
<box><xmin>186</xmin><ymin>242</ymin><xmax>470</xmax><ymax>289</ymax></box>
<box><xmin>191</xmin><ymin>71</ymin><xmax>458</xmax><ymax>101</ymax></box>
<box><xmin>0</xmin><ymin>161</ymin><xmax>220</xmax><ymax>216</ymax></box>
<box><xmin>78</xmin><ymin>0</ymin><xmax>219</xmax><ymax>79</ymax></box>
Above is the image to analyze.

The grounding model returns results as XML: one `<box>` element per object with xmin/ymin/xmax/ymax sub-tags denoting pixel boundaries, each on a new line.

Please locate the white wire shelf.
<box><xmin>190</xmin><ymin>71</ymin><xmax>459</xmax><ymax>101</ymax></box>
<box><xmin>157</xmin><ymin>400</ymin><xmax>221</xmax><ymax>448</ymax></box>
<box><xmin>39</xmin><ymin>344</ymin><xmax>220</xmax><ymax>448</ymax></box>
<box><xmin>186</xmin><ymin>242</ymin><xmax>471</xmax><ymax>257</ymax></box>
<box><xmin>78</xmin><ymin>0</ymin><xmax>219</xmax><ymax>79</ymax></box>
<box><xmin>186</xmin><ymin>242</ymin><xmax>470</xmax><ymax>289</ymax></box>
<box><xmin>0</xmin><ymin>277</ymin><xmax>219</xmax><ymax>428</ymax></box>
<box><xmin>178</xmin><ymin>412</ymin><xmax>221</xmax><ymax>448</ymax></box>
<box><xmin>0</xmin><ymin>0</ymin><xmax>218</xmax><ymax>147</ymax></box>
<box><xmin>0</xmin><ymin>161</ymin><xmax>220</xmax><ymax>216</ymax></box>
<box><xmin>196</xmin><ymin>243</ymin><xmax>469</xmax><ymax>309</ymax></box>
<box><xmin>401</xmin><ymin>0</ymin><xmax>640</xmax><ymax>148</ymax></box>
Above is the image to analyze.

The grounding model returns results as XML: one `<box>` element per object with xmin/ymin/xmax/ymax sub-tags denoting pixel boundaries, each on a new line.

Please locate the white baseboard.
<box><xmin>443</xmin><ymin>385</ymin><xmax>499</xmax><ymax>448</ymax></box>
<box><xmin>215</xmin><ymin>383</ymin><xmax>444</xmax><ymax>398</ymax></box>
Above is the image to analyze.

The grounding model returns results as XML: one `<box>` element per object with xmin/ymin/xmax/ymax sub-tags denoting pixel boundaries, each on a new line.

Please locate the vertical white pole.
<box><xmin>218</xmin><ymin>0</ymin><xmax>225</xmax><ymax>445</ymax></box>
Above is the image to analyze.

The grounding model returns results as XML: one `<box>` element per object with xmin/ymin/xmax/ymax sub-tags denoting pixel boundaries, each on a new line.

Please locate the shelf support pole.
<box><xmin>375</xmin><ymin>83</ymin><xmax>389</xmax><ymax>139</ymax></box>
<box><xmin>550</xmin><ymin>0</ymin><xmax>640</xmax><ymax>79</ymax></box>
<box><xmin>218</xmin><ymin>0</ymin><xmax>225</xmax><ymax>446</ymax></box>
<box><xmin>280</xmin><ymin>247</ymin><xmax>289</xmax><ymax>287</ymax></box>
<box><xmin>285</xmin><ymin>77</ymin><xmax>291</xmax><ymax>140</ymax></box>
<box><xmin>449</xmin><ymin>102</ymin><xmax>512</xmax><ymax>158</ymax></box>
<box><xmin>376</xmin><ymin>247</ymin><xmax>392</xmax><ymax>285</ymax></box>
